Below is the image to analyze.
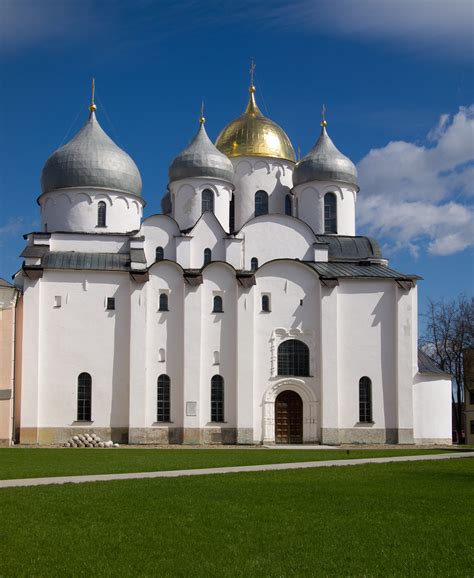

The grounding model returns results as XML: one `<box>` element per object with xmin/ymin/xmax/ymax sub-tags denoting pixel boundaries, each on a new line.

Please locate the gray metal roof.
<box><xmin>316</xmin><ymin>235</ymin><xmax>382</xmax><ymax>261</ymax></box>
<box><xmin>169</xmin><ymin>123</ymin><xmax>234</xmax><ymax>183</ymax></box>
<box><xmin>20</xmin><ymin>246</ymin><xmax>49</xmax><ymax>258</ymax></box>
<box><xmin>41</xmin><ymin>111</ymin><xmax>142</xmax><ymax>196</ymax></box>
<box><xmin>293</xmin><ymin>125</ymin><xmax>357</xmax><ymax>187</ymax></box>
<box><xmin>312</xmin><ymin>262</ymin><xmax>420</xmax><ymax>280</ymax></box>
<box><xmin>42</xmin><ymin>252</ymin><xmax>130</xmax><ymax>271</ymax></box>
<box><xmin>130</xmin><ymin>248</ymin><xmax>147</xmax><ymax>264</ymax></box>
<box><xmin>418</xmin><ymin>349</ymin><xmax>450</xmax><ymax>375</ymax></box>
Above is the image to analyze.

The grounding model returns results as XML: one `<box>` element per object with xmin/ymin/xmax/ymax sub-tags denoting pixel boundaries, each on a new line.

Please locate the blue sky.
<box><xmin>0</xmin><ymin>0</ymin><xmax>473</xmax><ymax>316</ymax></box>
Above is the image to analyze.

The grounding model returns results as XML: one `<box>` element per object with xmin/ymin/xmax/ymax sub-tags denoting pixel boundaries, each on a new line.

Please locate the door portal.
<box><xmin>275</xmin><ymin>390</ymin><xmax>303</xmax><ymax>444</ymax></box>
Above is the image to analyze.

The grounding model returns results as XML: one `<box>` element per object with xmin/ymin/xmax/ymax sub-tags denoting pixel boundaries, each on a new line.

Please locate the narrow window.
<box><xmin>213</xmin><ymin>295</ymin><xmax>223</xmax><ymax>313</ymax></box>
<box><xmin>159</xmin><ymin>348</ymin><xmax>166</xmax><ymax>362</ymax></box>
<box><xmin>77</xmin><ymin>372</ymin><xmax>92</xmax><ymax>421</ymax></box>
<box><xmin>262</xmin><ymin>294</ymin><xmax>270</xmax><ymax>312</ymax></box>
<box><xmin>97</xmin><ymin>201</ymin><xmax>107</xmax><ymax>227</ymax></box>
<box><xmin>157</xmin><ymin>374</ymin><xmax>171</xmax><ymax>422</ymax></box>
<box><xmin>277</xmin><ymin>339</ymin><xmax>310</xmax><ymax>376</ymax></box>
<box><xmin>159</xmin><ymin>293</ymin><xmax>169</xmax><ymax>311</ymax></box>
<box><xmin>470</xmin><ymin>390</ymin><xmax>474</xmax><ymax>405</ymax></box>
<box><xmin>229</xmin><ymin>193</ymin><xmax>235</xmax><ymax>232</ymax></box>
<box><xmin>156</xmin><ymin>246</ymin><xmax>164</xmax><ymax>261</ymax></box>
<box><xmin>211</xmin><ymin>375</ymin><xmax>224</xmax><ymax>422</ymax></box>
<box><xmin>203</xmin><ymin>248</ymin><xmax>212</xmax><ymax>266</ymax></box>
<box><xmin>202</xmin><ymin>189</ymin><xmax>214</xmax><ymax>213</ymax></box>
<box><xmin>324</xmin><ymin>192</ymin><xmax>337</xmax><ymax>234</ymax></box>
<box><xmin>106</xmin><ymin>297</ymin><xmax>115</xmax><ymax>310</ymax></box>
<box><xmin>471</xmin><ymin>420</ymin><xmax>474</xmax><ymax>435</ymax></box>
<box><xmin>255</xmin><ymin>190</ymin><xmax>268</xmax><ymax>217</ymax></box>
<box><xmin>251</xmin><ymin>257</ymin><xmax>258</xmax><ymax>271</ymax></box>
<box><xmin>54</xmin><ymin>296</ymin><xmax>62</xmax><ymax>308</ymax></box>
<box><xmin>285</xmin><ymin>194</ymin><xmax>292</xmax><ymax>216</ymax></box>
<box><xmin>359</xmin><ymin>376</ymin><xmax>372</xmax><ymax>423</ymax></box>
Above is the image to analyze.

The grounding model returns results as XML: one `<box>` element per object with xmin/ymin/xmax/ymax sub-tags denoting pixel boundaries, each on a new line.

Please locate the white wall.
<box><xmin>141</xmin><ymin>215</ymin><xmax>180</xmax><ymax>265</ymax></box>
<box><xmin>252</xmin><ymin>260</ymin><xmax>320</xmax><ymax>442</ymax></box>
<box><xmin>294</xmin><ymin>181</ymin><xmax>357</xmax><ymax>235</ymax></box>
<box><xmin>232</xmin><ymin>157</ymin><xmax>294</xmax><ymax>230</ymax></box>
<box><xmin>40</xmin><ymin>188</ymin><xmax>144</xmax><ymax>234</ymax></box>
<box><xmin>337</xmin><ymin>280</ymin><xmax>397</xmax><ymax>430</ymax></box>
<box><xmin>145</xmin><ymin>262</ymin><xmax>185</xmax><ymax>427</ymax></box>
<box><xmin>36</xmin><ymin>270</ymin><xmax>131</xmax><ymax>428</ymax></box>
<box><xmin>413</xmin><ymin>375</ymin><xmax>452</xmax><ymax>442</ymax></box>
<box><xmin>170</xmin><ymin>178</ymin><xmax>233</xmax><ymax>232</ymax></box>
<box><xmin>241</xmin><ymin>215</ymin><xmax>316</xmax><ymax>268</ymax></box>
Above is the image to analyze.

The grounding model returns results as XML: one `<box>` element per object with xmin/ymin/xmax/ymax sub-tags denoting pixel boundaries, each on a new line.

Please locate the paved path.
<box><xmin>1</xmin><ymin>452</ymin><xmax>473</xmax><ymax>489</ymax></box>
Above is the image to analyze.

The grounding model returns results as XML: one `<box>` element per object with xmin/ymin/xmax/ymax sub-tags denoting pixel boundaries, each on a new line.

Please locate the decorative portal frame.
<box><xmin>262</xmin><ymin>378</ymin><xmax>319</xmax><ymax>444</ymax></box>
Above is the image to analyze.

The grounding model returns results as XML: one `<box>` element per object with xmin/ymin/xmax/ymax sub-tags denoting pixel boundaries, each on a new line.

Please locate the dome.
<box><xmin>215</xmin><ymin>86</ymin><xmax>295</xmax><ymax>162</ymax></box>
<box><xmin>293</xmin><ymin>124</ymin><xmax>357</xmax><ymax>187</ymax></box>
<box><xmin>169</xmin><ymin>120</ymin><xmax>234</xmax><ymax>183</ymax></box>
<box><xmin>41</xmin><ymin>109</ymin><xmax>142</xmax><ymax>196</ymax></box>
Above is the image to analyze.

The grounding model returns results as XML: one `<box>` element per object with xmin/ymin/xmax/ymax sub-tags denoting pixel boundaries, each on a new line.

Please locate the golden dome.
<box><xmin>215</xmin><ymin>86</ymin><xmax>296</xmax><ymax>162</ymax></box>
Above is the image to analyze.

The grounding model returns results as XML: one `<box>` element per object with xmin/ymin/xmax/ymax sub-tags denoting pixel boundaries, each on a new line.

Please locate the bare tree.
<box><xmin>422</xmin><ymin>294</ymin><xmax>474</xmax><ymax>442</ymax></box>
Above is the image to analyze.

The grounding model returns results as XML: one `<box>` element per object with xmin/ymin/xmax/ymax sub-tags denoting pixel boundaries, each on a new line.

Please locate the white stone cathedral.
<box><xmin>15</xmin><ymin>81</ymin><xmax>452</xmax><ymax>445</ymax></box>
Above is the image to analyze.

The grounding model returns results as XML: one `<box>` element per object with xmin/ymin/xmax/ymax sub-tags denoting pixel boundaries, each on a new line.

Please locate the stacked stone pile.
<box><xmin>63</xmin><ymin>433</ymin><xmax>119</xmax><ymax>448</ymax></box>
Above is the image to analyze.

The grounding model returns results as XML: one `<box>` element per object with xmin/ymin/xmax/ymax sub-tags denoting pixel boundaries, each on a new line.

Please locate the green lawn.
<box><xmin>0</xmin><ymin>447</ymin><xmax>462</xmax><ymax>479</ymax></box>
<box><xmin>0</xmin><ymin>459</ymin><xmax>472</xmax><ymax>576</ymax></box>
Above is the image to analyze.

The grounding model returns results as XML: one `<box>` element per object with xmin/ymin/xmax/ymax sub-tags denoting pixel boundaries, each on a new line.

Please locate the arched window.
<box><xmin>285</xmin><ymin>194</ymin><xmax>292</xmax><ymax>216</ymax></box>
<box><xmin>255</xmin><ymin>190</ymin><xmax>268</xmax><ymax>217</ymax></box>
<box><xmin>157</xmin><ymin>374</ymin><xmax>171</xmax><ymax>422</ymax></box>
<box><xmin>277</xmin><ymin>340</ymin><xmax>310</xmax><ymax>376</ymax></box>
<box><xmin>156</xmin><ymin>246</ymin><xmax>164</xmax><ymax>261</ymax></box>
<box><xmin>77</xmin><ymin>372</ymin><xmax>92</xmax><ymax>421</ymax></box>
<box><xmin>213</xmin><ymin>295</ymin><xmax>223</xmax><ymax>313</ymax></box>
<box><xmin>324</xmin><ymin>193</ymin><xmax>337</xmax><ymax>233</ymax></box>
<box><xmin>359</xmin><ymin>377</ymin><xmax>372</xmax><ymax>423</ymax></box>
<box><xmin>159</xmin><ymin>293</ymin><xmax>169</xmax><ymax>311</ymax></box>
<box><xmin>203</xmin><ymin>248</ymin><xmax>212</xmax><ymax>266</ymax></box>
<box><xmin>262</xmin><ymin>294</ymin><xmax>270</xmax><ymax>312</ymax></box>
<box><xmin>229</xmin><ymin>193</ymin><xmax>235</xmax><ymax>233</ymax></box>
<box><xmin>97</xmin><ymin>201</ymin><xmax>107</xmax><ymax>227</ymax></box>
<box><xmin>211</xmin><ymin>375</ymin><xmax>224</xmax><ymax>422</ymax></box>
<box><xmin>202</xmin><ymin>189</ymin><xmax>214</xmax><ymax>213</ymax></box>
<box><xmin>251</xmin><ymin>257</ymin><xmax>258</xmax><ymax>271</ymax></box>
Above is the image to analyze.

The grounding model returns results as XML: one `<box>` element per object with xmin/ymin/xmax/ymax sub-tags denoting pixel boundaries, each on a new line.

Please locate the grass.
<box><xmin>0</xmin><ymin>459</ymin><xmax>473</xmax><ymax>576</ymax></box>
<box><xmin>0</xmin><ymin>447</ymin><xmax>462</xmax><ymax>480</ymax></box>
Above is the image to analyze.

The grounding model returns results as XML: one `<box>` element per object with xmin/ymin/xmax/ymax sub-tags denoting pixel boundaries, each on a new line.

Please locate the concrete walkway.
<box><xmin>1</xmin><ymin>452</ymin><xmax>473</xmax><ymax>489</ymax></box>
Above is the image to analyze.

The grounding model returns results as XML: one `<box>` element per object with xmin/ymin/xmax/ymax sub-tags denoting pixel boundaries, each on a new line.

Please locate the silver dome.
<box><xmin>41</xmin><ymin>111</ymin><xmax>142</xmax><ymax>196</ymax></box>
<box><xmin>293</xmin><ymin>125</ymin><xmax>358</xmax><ymax>187</ymax></box>
<box><xmin>169</xmin><ymin>122</ymin><xmax>234</xmax><ymax>183</ymax></box>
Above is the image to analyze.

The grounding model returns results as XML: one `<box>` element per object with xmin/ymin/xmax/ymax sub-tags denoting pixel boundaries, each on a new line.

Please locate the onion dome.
<box><xmin>215</xmin><ymin>85</ymin><xmax>295</xmax><ymax>162</ymax></box>
<box><xmin>293</xmin><ymin>121</ymin><xmax>357</xmax><ymax>187</ymax></box>
<box><xmin>41</xmin><ymin>105</ymin><xmax>142</xmax><ymax>197</ymax></box>
<box><xmin>169</xmin><ymin>117</ymin><xmax>234</xmax><ymax>183</ymax></box>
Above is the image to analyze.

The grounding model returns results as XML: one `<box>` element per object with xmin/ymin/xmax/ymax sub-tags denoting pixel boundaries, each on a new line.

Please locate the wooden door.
<box><xmin>275</xmin><ymin>390</ymin><xmax>303</xmax><ymax>444</ymax></box>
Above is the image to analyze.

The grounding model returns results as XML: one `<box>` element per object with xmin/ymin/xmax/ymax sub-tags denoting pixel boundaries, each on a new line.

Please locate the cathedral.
<box><xmin>13</xmin><ymin>79</ymin><xmax>452</xmax><ymax>446</ymax></box>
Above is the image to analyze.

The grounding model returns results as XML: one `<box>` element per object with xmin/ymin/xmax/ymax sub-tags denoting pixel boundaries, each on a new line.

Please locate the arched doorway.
<box><xmin>275</xmin><ymin>390</ymin><xmax>303</xmax><ymax>444</ymax></box>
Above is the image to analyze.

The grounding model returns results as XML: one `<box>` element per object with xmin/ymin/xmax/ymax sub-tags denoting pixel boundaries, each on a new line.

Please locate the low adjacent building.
<box><xmin>0</xmin><ymin>279</ymin><xmax>19</xmax><ymax>446</ymax></box>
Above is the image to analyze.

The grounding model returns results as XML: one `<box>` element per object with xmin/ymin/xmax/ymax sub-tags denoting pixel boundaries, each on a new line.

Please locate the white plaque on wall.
<box><xmin>186</xmin><ymin>401</ymin><xmax>197</xmax><ymax>416</ymax></box>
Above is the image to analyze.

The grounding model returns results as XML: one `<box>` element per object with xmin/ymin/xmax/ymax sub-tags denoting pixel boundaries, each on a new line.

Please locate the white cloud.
<box><xmin>272</xmin><ymin>0</ymin><xmax>474</xmax><ymax>60</ymax></box>
<box><xmin>0</xmin><ymin>0</ymin><xmax>100</xmax><ymax>51</ymax></box>
<box><xmin>356</xmin><ymin>106</ymin><xmax>474</xmax><ymax>257</ymax></box>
